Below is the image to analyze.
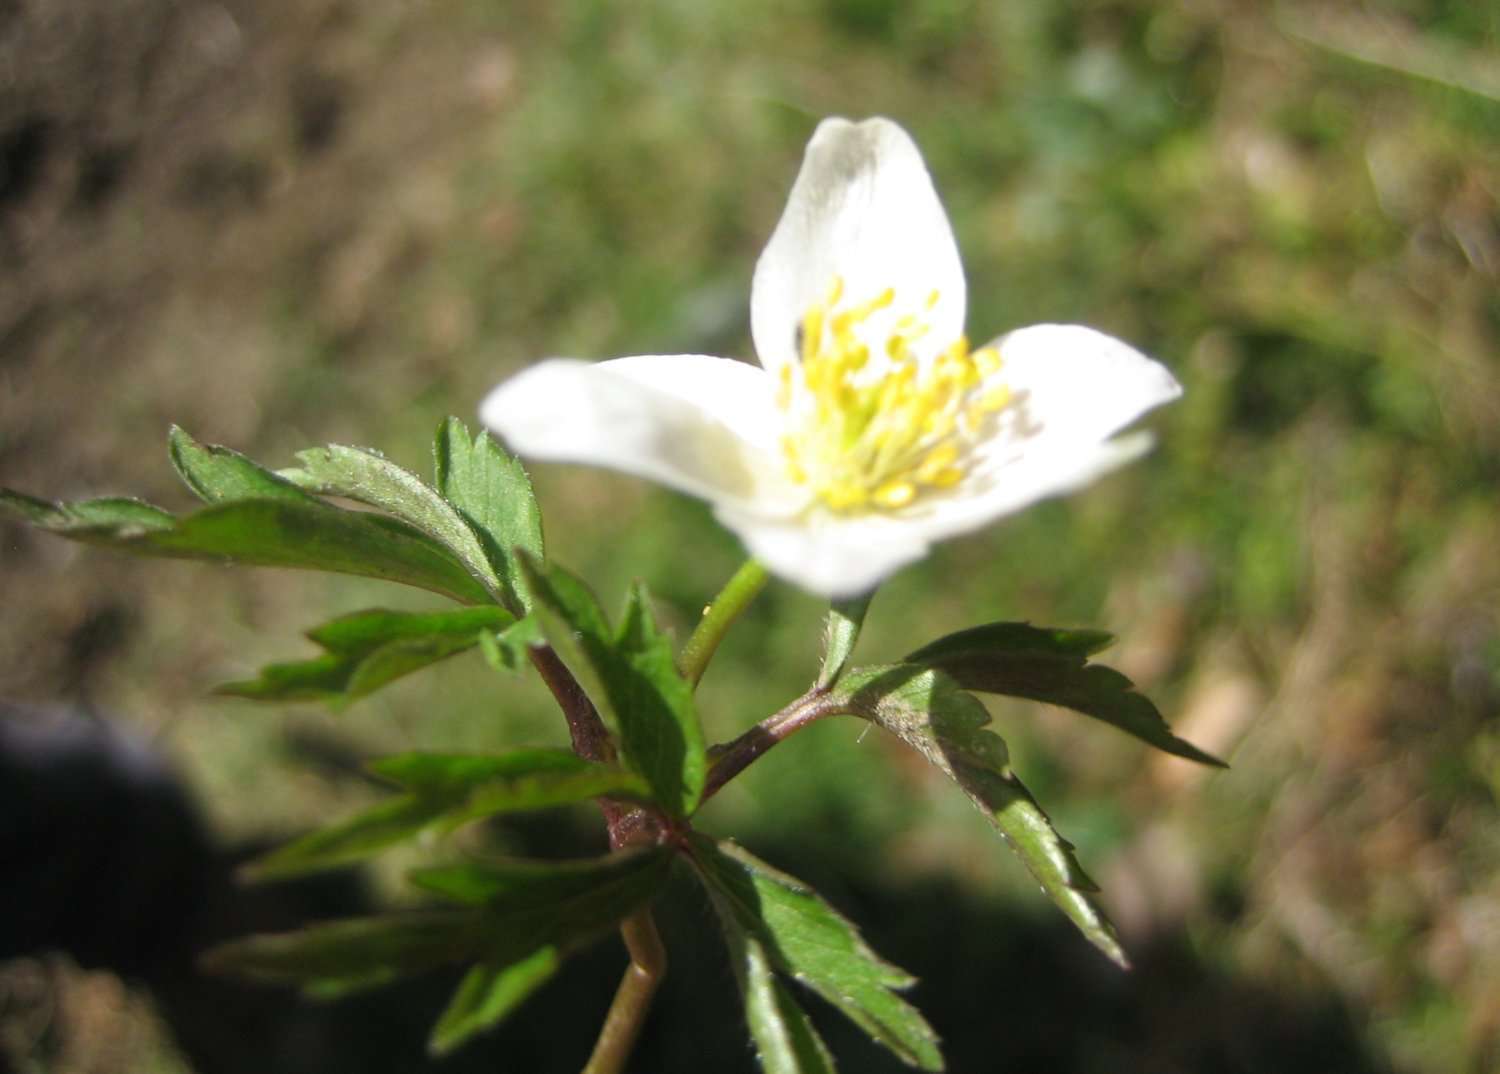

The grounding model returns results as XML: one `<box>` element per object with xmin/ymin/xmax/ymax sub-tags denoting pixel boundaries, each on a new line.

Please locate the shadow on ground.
<box><xmin>0</xmin><ymin>707</ymin><xmax>1394</xmax><ymax>1074</ymax></box>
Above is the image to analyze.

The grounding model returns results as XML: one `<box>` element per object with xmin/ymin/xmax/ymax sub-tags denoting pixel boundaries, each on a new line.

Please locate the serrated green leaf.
<box><xmin>477</xmin><ymin>614</ymin><xmax>542</xmax><ymax>672</ymax></box>
<box><xmin>410</xmin><ymin>847</ymin><xmax>669</xmax><ymax>912</ymax></box>
<box><xmin>369</xmin><ymin>748</ymin><xmax>598</xmax><ymax>791</ymax></box>
<box><xmin>906</xmin><ymin>623</ymin><xmax>1114</xmax><ymax>664</ymax></box>
<box><xmin>906</xmin><ymin>622</ymin><xmax>1223</xmax><ymax>767</ymax></box>
<box><xmin>244</xmin><ymin>749</ymin><xmax>648</xmax><ymax>879</ymax></box>
<box><xmin>281</xmin><ymin>443</ymin><xmax>509</xmax><ymax>609</ymax></box>
<box><xmin>2</xmin><ymin>489</ymin><xmax>176</xmax><ymax>532</ymax></box>
<box><xmin>522</xmin><ymin>558</ymin><xmax>706</xmax><ymax>816</ymax></box>
<box><xmin>214</xmin><ymin>850</ymin><xmax>669</xmax><ymax>1004</ymax></box>
<box><xmin>434</xmin><ymin>418</ymin><xmax>543</xmax><ymax>614</ymax></box>
<box><xmin>818</xmin><ymin>592</ymin><xmax>873</xmax><ymax>690</ymax></box>
<box><xmin>1</xmin><ymin>491</ymin><xmax>491</xmax><ymax>604</ymax></box>
<box><xmin>742</xmin><ymin>929</ymin><xmax>840</xmax><ymax>1074</ymax></box>
<box><xmin>168</xmin><ymin>426</ymin><xmax>317</xmax><ymax>504</ymax></box>
<box><xmin>217</xmin><ymin>606</ymin><xmax>513</xmax><ymax>707</ymax></box>
<box><xmin>691</xmin><ymin>836</ymin><xmax>941</xmax><ymax>1071</ymax></box>
<box><xmin>428</xmin><ymin>948</ymin><xmax>561</xmax><ymax>1057</ymax></box>
<box><xmin>832</xmin><ymin>665</ymin><xmax>1128</xmax><ymax>968</ymax></box>
<box><xmin>203</xmin><ymin>910</ymin><xmax>484</xmax><ymax>997</ymax></box>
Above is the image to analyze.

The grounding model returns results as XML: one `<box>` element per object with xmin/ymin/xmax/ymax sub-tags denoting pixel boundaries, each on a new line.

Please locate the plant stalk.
<box><xmin>701</xmin><ymin>690</ymin><xmax>832</xmax><ymax>802</ymax></box>
<box><xmin>580</xmin><ymin>910</ymin><xmax>668</xmax><ymax>1074</ymax></box>
<box><xmin>677</xmin><ymin>560</ymin><xmax>769</xmax><ymax>688</ymax></box>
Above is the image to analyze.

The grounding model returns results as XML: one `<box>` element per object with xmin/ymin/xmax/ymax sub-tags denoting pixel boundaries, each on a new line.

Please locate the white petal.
<box><xmin>714</xmin><ymin>505</ymin><xmax>933</xmax><ymax>599</ymax></box>
<box><xmin>751</xmin><ymin>117</ymin><xmax>966</xmax><ymax>377</ymax></box>
<box><xmin>987</xmin><ymin>324</ymin><xmax>1182</xmax><ymax>450</ymax></box>
<box><xmin>479</xmin><ymin>356</ymin><xmax>804</xmax><ymax>514</ymax></box>
<box><xmin>865</xmin><ymin>324</ymin><xmax>1180</xmax><ymax>547</ymax></box>
<box><xmin>894</xmin><ymin>434</ymin><xmax>1157</xmax><ymax>546</ymax></box>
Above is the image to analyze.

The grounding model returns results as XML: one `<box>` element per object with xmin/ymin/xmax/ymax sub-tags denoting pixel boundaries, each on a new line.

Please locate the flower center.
<box><xmin>776</xmin><ymin>276</ymin><xmax>1012</xmax><ymax>512</ymax></box>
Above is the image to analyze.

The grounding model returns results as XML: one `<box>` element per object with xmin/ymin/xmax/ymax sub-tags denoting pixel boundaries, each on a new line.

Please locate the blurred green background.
<box><xmin>2</xmin><ymin>0</ymin><xmax>1497</xmax><ymax>1071</ymax></box>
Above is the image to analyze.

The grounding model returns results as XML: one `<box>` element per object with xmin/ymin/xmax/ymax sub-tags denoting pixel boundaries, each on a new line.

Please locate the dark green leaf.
<box><xmin>370</xmin><ymin>748</ymin><xmax>599</xmax><ymax>791</ymax></box>
<box><xmin>203</xmin><ymin>910</ymin><xmax>484</xmax><ymax>996</ymax></box>
<box><xmin>522</xmin><ymin>558</ymin><xmax>706</xmax><ymax>817</ymax></box>
<box><xmin>411</xmin><ymin>847</ymin><xmax>669</xmax><ymax>913</ymax></box>
<box><xmin>477</xmin><ymin>615</ymin><xmax>542</xmax><ymax>672</ymax></box>
<box><xmin>168</xmin><ymin>426</ymin><xmax>317</xmax><ymax>504</ymax></box>
<box><xmin>213</xmin><ymin>850</ymin><xmax>670</xmax><ymax>1003</ymax></box>
<box><xmin>906</xmin><ymin>622</ymin><xmax>1223</xmax><ymax>767</ymax></box>
<box><xmin>282</xmin><ymin>443</ymin><xmax>508</xmax><ymax>608</ymax></box>
<box><xmin>691</xmin><ymin>836</ymin><xmax>940</xmax><ymax>1071</ymax></box>
<box><xmin>428</xmin><ymin>948</ymin><xmax>561</xmax><ymax>1056</ymax></box>
<box><xmin>831</xmin><ymin>665</ymin><xmax>1128</xmax><ymax>968</ymax></box>
<box><xmin>217</xmin><ymin>605</ymin><xmax>513</xmax><ymax>707</ymax></box>
<box><xmin>244</xmin><ymin>749</ymin><xmax>648</xmax><ymax>879</ymax></box>
<box><xmin>906</xmin><ymin>622</ymin><xmax>1114</xmax><ymax>664</ymax></box>
<box><xmin>818</xmin><ymin>592</ymin><xmax>873</xmax><ymax>690</ymax></box>
<box><xmin>434</xmin><ymin>418</ymin><xmax>543</xmax><ymax>614</ymax></box>
<box><xmin>220</xmin><ymin>606</ymin><xmax>512</xmax><ymax>705</ymax></box>
<box><xmin>1</xmin><ymin>491</ymin><xmax>492</xmax><ymax>604</ymax></box>
<box><xmin>306</xmin><ymin>606</ymin><xmax>511</xmax><ymax>652</ymax></box>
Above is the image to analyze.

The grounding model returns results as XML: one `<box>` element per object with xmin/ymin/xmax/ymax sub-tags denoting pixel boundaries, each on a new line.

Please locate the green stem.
<box><xmin>677</xmin><ymin>559</ymin><xmax>769</xmax><ymax>688</ymax></box>
<box><xmin>580</xmin><ymin>910</ymin><xmax>668</xmax><ymax>1074</ymax></box>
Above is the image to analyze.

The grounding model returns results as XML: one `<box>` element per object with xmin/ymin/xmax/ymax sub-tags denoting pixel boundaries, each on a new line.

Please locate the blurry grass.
<box><xmin>2</xmin><ymin>0</ymin><xmax>1498</xmax><ymax>1071</ymax></box>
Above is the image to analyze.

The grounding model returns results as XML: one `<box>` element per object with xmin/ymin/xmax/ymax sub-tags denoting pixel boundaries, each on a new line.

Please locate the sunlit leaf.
<box><xmin>831</xmin><ymin>664</ymin><xmax>1129</xmax><ymax>968</ymax></box>
<box><xmin>907</xmin><ymin>622</ymin><xmax>1223</xmax><ymax>766</ymax></box>
<box><xmin>219</xmin><ymin>606</ymin><xmax>514</xmax><ymax>707</ymax></box>
<box><xmin>817</xmin><ymin>592</ymin><xmax>872</xmax><ymax>690</ymax></box>
<box><xmin>477</xmin><ymin>614</ymin><xmax>542</xmax><ymax>672</ymax></box>
<box><xmin>737</xmin><ymin>924</ymin><xmax>839</xmax><ymax>1074</ymax></box>
<box><xmin>691</xmin><ymin>835</ymin><xmax>940</xmax><ymax>1071</ymax></box>
<box><xmin>0</xmin><ymin>490</ymin><xmax>491</xmax><ymax>604</ymax></box>
<box><xmin>434</xmin><ymin>417</ymin><xmax>543</xmax><ymax>614</ymax></box>
<box><xmin>168</xmin><ymin>426</ymin><xmax>317</xmax><ymax>505</ymax></box>
<box><xmin>427</xmin><ymin>948</ymin><xmax>561</xmax><ymax>1056</ymax></box>
<box><xmin>522</xmin><ymin>558</ymin><xmax>706</xmax><ymax>816</ymax></box>
<box><xmin>244</xmin><ymin>749</ymin><xmax>648</xmax><ymax>879</ymax></box>
<box><xmin>281</xmin><ymin>443</ymin><xmax>508</xmax><ymax>608</ymax></box>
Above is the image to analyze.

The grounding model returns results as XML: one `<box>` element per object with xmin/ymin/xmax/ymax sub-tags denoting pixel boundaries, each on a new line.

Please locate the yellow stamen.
<box><xmin>777</xmin><ymin>276</ymin><xmax>1012</xmax><ymax>514</ymax></box>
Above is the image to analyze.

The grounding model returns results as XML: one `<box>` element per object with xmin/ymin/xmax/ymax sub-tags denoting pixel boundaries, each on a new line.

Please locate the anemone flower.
<box><xmin>481</xmin><ymin>117</ymin><xmax>1182</xmax><ymax>598</ymax></box>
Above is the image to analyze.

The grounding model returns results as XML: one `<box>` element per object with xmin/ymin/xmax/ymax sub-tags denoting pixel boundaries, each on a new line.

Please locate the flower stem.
<box><xmin>581</xmin><ymin>910</ymin><xmax>667</xmax><ymax>1074</ymax></box>
<box><xmin>701</xmin><ymin>690</ymin><xmax>834</xmax><ymax>801</ymax></box>
<box><xmin>677</xmin><ymin>559</ymin><xmax>769</xmax><ymax>688</ymax></box>
<box><xmin>528</xmin><ymin>643</ymin><xmax>615</xmax><ymax>764</ymax></box>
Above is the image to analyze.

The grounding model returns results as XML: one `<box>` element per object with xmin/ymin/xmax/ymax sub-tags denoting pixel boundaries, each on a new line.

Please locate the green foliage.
<box><xmin>523</xmin><ymin>558</ymin><xmax>707</xmax><ymax>817</ymax></box>
<box><xmin>168</xmin><ymin>425</ymin><xmax>318</xmax><ymax>505</ymax></box>
<box><xmin>907</xmin><ymin>622</ymin><xmax>1225</xmax><ymax>767</ymax></box>
<box><xmin>219</xmin><ymin>606</ymin><xmax>515</xmax><ymax>707</ymax></box>
<box><xmin>817</xmin><ymin>593</ymin><xmax>872</xmax><ymax>690</ymax></box>
<box><xmin>281</xmin><ymin>441</ymin><xmax>524</xmax><ymax>612</ymax></box>
<box><xmin>208</xmin><ymin>847</ymin><xmax>672</xmax><ymax>1044</ymax></box>
<box><xmin>724</xmin><ymin>919</ymin><xmax>839</xmax><ymax>1074</ymax></box>
<box><xmin>0</xmin><ymin>488</ymin><xmax>492</xmax><ymax>604</ymax></box>
<box><xmin>829</xmin><ymin>664</ymin><xmax>1128</xmax><ymax>968</ymax></box>
<box><xmin>429</xmin><ymin>949</ymin><xmax>562</xmax><ymax>1056</ymax></box>
<box><xmin>691</xmin><ymin>835</ymin><xmax>941</xmax><ymax>1071</ymax></box>
<box><xmin>433</xmin><ymin>417</ymin><xmax>544</xmax><ymax>614</ymax></box>
<box><xmin>244</xmin><ymin>749</ymin><xmax>649</xmax><ymax>879</ymax></box>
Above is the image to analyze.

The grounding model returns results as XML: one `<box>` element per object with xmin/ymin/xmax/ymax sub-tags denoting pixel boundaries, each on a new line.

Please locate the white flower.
<box><xmin>481</xmin><ymin>117</ymin><xmax>1182</xmax><ymax>598</ymax></box>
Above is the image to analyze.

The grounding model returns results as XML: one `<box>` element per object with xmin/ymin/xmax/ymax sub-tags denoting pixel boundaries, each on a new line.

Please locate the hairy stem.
<box><xmin>529</xmin><ymin>643</ymin><xmax>615</xmax><ymax>764</ymax></box>
<box><xmin>581</xmin><ymin>910</ymin><xmax>668</xmax><ymax>1074</ymax></box>
<box><xmin>701</xmin><ymin>691</ymin><xmax>834</xmax><ymax>802</ymax></box>
<box><xmin>677</xmin><ymin>560</ymin><xmax>769</xmax><ymax>688</ymax></box>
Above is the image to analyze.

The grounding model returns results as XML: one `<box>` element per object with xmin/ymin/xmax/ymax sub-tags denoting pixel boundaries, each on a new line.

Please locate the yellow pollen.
<box><xmin>777</xmin><ymin>276</ymin><xmax>1013</xmax><ymax>513</ymax></box>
